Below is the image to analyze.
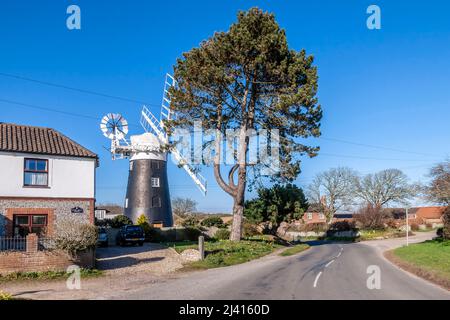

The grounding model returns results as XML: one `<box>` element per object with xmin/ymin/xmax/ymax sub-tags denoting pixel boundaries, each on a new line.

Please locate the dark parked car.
<box><xmin>116</xmin><ymin>225</ymin><xmax>145</xmax><ymax>246</ymax></box>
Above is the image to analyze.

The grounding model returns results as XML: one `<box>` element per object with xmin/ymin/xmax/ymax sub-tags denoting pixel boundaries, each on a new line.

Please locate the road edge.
<box><xmin>384</xmin><ymin>249</ymin><xmax>450</xmax><ymax>292</ymax></box>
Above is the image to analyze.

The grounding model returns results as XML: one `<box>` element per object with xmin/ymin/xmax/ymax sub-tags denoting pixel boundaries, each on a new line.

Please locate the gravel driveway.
<box><xmin>96</xmin><ymin>243</ymin><xmax>184</xmax><ymax>275</ymax></box>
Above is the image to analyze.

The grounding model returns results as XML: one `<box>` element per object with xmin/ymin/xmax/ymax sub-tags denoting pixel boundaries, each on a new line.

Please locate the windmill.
<box><xmin>100</xmin><ymin>74</ymin><xmax>207</xmax><ymax>227</ymax></box>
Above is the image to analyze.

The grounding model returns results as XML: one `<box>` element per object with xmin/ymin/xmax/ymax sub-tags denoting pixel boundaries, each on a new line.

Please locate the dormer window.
<box><xmin>24</xmin><ymin>158</ymin><xmax>48</xmax><ymax>187</ymax></box>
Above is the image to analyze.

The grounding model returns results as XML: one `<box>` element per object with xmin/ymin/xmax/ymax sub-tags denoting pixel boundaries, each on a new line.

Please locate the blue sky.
<box><xmin>0</xmin><ymin>0</ymin><xmax>449</xmax><ymax>212</ymax></box>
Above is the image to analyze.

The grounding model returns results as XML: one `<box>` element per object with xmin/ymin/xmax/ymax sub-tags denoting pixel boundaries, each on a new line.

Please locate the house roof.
<box><xmin>413</xmin><ymin>206</ymin><xmax>446</xmax><ymax>219</ymax></box>
<box><xmin>386</xmin><ymin>206</ymin><xmax>446</xmax><ymax>219</ymax></box>
<box><xmin>0</xmin><ymin>123</ymin><xmax>97</xmax><ymax>159</ymax></box>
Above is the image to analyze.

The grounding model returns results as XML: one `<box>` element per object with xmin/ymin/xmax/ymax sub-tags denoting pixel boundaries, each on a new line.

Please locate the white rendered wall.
<box><xmin>0</xmin><ymin>152</ymin><xmax>96</xmax><ymax>198</ymax></box>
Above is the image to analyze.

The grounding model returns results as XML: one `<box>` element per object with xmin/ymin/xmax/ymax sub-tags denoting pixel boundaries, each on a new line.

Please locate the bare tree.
<box><xmin>307</xmin><ymin>167</ymin><xmax>357</xmax><ymax>223</ymax></box>
<box><xmin>354</xmin><ymin>169</ymin><xmax>414</xmax><ymax>207</ymax></box>
<box><xmin>172</xmin><ymin>197</ymin><xmax>198</xmax><ymax>218</ymax></box>
<box><xmin>426</xmin><ymin>160</ymin><xmax>450</xmax><ymax>205</ymax></box>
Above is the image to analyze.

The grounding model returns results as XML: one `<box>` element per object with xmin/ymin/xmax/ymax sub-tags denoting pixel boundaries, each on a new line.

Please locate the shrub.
<box><xmin>110</xmin><ymin>215</ymin><xmax>132</xmax><ymax>228</ymax></box>
<box><xmin>244</xmin><ymin>184</ymin><xmax>308</xmax><ymax>230</ymax></box>
<box><xmin>243</xmin><ymin>222</ymin><xmax>260</xmax><ymax>237</ymax></box>
<box><xmin>443</xmin><ymin>206</ymin><xmax>450</xmax><ymax>240</ymax></box>
<box><xmin>201</xmin><ymin>216</ymin><xmax>224</xmax><ymax>228</ymax></box>
<box><xmin>181</xmin><ymin>215</ymin><xmax>201</xmax><ymax>228</ymax></box>
<box><xmin>215</xmin><ymin>228</ymin><xmax>231</xmax><ymax>240</ymax></box>
<box><xmin>298</xmin><ymin>223</ymin><xmax>327</xmax><ymax>233</ymax></box>
<box><xmin>54</xmin><ymin>216</ymin><xmax>98</xmax><ymax>254</ymax></box>
<box><xmin>354</xmin><ymin>204</ymin><xmax>388</xmax><ymax>230</ymax></box>
<box><xmin>437</xmin><ymin>227</ymin><xmax>444</xmax><ymax>238</ymax></box>
<box><xmin>328</xmin><ymin>221</ymin><xmax>356</xmax><ymax>232</ymax></box>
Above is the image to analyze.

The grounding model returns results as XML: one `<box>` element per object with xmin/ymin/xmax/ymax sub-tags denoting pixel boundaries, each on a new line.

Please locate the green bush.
<box><xmin>110</xmin><ymin>215</ymin><xmax>132</xmax><ymax>228</ymax></box>
<box><xmin>201</xmin><ymin>216</ymin><xmax>224</xmax><ymax>228</ymax></box>
<box><xmin>244</xmin><ymin>184</ymin><xmax>308</xmax><ymax>231</ymax></box>
<box><xmin>215</xmin><ymin>228</ymin><xmax>231</xmax><ymax>240</ymax></box>
<box><xmin>181</xmin><ymin>215</ymin><xmax>201</xmax><ymax>228</ymax></box>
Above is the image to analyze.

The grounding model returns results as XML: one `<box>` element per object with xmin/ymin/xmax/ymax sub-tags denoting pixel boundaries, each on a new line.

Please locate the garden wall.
<box><xmin>0</xmin><ymin>234</ymin><xmax>95</xmax><ymax>275</ymax></box>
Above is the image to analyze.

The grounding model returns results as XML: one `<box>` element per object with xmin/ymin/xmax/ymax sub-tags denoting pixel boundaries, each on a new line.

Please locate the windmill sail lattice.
<box><xmin>140</xmin><ymin>74</ymin><xmax>207</xmax><ymax>195</ymax></box>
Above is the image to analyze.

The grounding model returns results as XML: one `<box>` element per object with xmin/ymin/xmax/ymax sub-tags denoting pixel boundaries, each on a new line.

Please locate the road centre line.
<box><xmin>325</xmin><ymin>259</ymin><xmax>335</xmax><ymax>268</ymax></box>
<box><xmin>313</xmin><ymin>272</ymin><xmax>322</xmax><ymax>288</ymax></box>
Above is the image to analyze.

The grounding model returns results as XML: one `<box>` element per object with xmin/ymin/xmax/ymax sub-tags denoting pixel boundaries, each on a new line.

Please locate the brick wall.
<box><xmin>0</xmin><ymin>234</ymin><xmax>95</xmax><ymax>275</ymax></box>
<box><xmin>0</xmin><ymin>250</ymin><xmax>95</xmax><ymax>275</ymax></box>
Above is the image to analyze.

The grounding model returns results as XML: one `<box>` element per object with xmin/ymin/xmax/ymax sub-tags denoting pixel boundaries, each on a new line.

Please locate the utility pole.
<box><xmin>406</xmin><ymin>207</ymin><xmax>409</xmax><ymax>246</ymax></box>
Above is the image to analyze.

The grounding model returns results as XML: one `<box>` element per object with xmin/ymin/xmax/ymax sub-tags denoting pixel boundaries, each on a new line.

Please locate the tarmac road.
<box><xmin>121</xmin><ymin>236</ymin><xmax>450</xmax><ymax>300</ymax></box>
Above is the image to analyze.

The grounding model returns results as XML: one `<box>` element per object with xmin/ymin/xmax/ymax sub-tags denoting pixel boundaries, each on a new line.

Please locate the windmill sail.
<box><xmin>141</xmin><ymin>106</ymin><xmax>207</xmax><ymax>196</ymax></box>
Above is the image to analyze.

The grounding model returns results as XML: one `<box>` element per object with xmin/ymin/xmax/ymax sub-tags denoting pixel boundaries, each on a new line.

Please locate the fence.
<box><xmin>0</xmin><ymin>237</ymin><xmax>26</xmax><ymax>252</ymax></box>
<box><xmin>0</xmin><ymin>235</ymin><xmax>55</xmax><ymax>252</ymax></box>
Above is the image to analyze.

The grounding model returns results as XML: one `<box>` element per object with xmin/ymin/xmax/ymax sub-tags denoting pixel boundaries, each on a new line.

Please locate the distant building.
<box><xmin>303</xmin><ymin>212</ymin><xmax>354</xmax><ymax>224</ymax></box>
<box><xmin>0</xmin><ymin>123</ymin><xmax>98</xmax><ymax>237</ymax></box>
<box><xmin>387</xmin><ymin>206</ymin><xmax>446</xmax><ymax>224</ymax></box>
<box><xmin>95</xmin><ymin>205</ymin><xmax>123</xmax><ymax>220</ymax></box>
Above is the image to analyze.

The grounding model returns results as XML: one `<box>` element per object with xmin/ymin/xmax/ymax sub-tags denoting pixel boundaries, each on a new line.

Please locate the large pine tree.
<box><xmin>167</xmin><ymin>8</ymin><xmax>322</xmax><ymax>240</ymax></box>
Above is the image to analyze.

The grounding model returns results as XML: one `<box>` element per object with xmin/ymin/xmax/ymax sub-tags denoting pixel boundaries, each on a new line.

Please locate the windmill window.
<box><xmin>151</xmin><ymin>177</ymin><xmax>160</xmax><ymax>187</ymax></box>
<box><xmin>151</xmin><ymin>161</ymin><xmax>160</xmax><ymax>170</ymax></box>
<box><xmin>152</xmin><ymin>196</ymin><xmax>161</xmax><ymax>208</ymax></box>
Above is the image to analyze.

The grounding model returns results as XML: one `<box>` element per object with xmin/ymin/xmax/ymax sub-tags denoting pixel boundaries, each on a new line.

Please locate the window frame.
<box><xmin>151</xmin><ymin>177</ymin><xmax>160</xmax><ymax>188</ymax></box>
<box><xmin>13</xmin><ymin>214</ymin><xmax>48</xmax><ymax>237</ymax></box>
<box><xmin>23</xmin><ymin>158</ymin><xmax>49</xmax><ymax>188</ymax></box>
<box><xmin>307</xmin><ymin>213</ymin><xmax>313</xmax><ymax>220</ymax></box>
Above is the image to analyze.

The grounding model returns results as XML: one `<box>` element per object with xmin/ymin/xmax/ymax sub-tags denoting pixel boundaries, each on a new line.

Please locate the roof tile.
<box><xmin>0</xmin><ymin>123</ymin><xmax>97</xmax><ymax>159</ymax></box>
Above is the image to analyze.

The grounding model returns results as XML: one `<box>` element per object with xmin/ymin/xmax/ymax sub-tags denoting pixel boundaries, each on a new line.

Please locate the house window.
<box><xmin>13</xmin><ymin>214</ymin><xmax>47</xmax><ymax>237</ymax></box>
<box><xmin>307</xmin><ymin>213</ymin><xmax>313</xmax><ymax>220</ymax></box>
<box><xmin>24</xmin><ymin>158</ymin><xmax>48</xmax><ymax>187</ymax></box>
<box><xmin>152</xmin><ymin>196</ymin><xmax>161</xmax><ymax>208</ymax></box>
<box><xmin>319</xmin><ymin>213</ymin><xmax>325</xmax><ymax>220</ymax></box>
<box><xmin>151</xmin><ymin>177</ymin><xmax>160</xmax><ymax>187</ymax></box>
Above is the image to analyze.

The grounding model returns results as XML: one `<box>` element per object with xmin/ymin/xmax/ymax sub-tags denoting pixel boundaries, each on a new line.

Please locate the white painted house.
<box><xmin>0</xmin><ymin>123</ymin><xmax>98</xmax><ymax>237</ymax></box>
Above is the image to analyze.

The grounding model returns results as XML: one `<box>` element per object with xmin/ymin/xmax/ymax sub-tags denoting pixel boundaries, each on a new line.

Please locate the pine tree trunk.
<box><xmin>230</xmin><ymin>200</ymin><xmax>244</xmax><ymax>241</ymax></box>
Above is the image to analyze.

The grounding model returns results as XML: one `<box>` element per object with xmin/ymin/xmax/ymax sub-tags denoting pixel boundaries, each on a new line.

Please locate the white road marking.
<box><xmin>336</xmin><ymin>252</ymin><xmax>342</xmax><ymax>258</ymax></box>
<box><xmin>325</xmin><ymin>259</ymin><xmax>335</xmax><ymax>268</ymax></box>
<box><xmin>313</xmin><ymin>272</ymin><xmax>322</xmax><ymax>288</ymax></box>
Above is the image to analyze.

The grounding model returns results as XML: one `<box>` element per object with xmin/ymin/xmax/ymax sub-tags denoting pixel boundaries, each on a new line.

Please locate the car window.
<box><xmin>126</xmin><ymin>226</ymin><xmax>142</xmax><ymax>232</ymax></box>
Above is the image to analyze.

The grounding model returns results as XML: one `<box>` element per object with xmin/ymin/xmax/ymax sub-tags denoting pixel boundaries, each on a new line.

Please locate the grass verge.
<box><xmin>359</xmin><ymin>229</ymin><xmax>414</xmax><ymax>241</ymax></box>
<box><xmin>384</xmin><ymin>239</ymin><xmax>450</xmax><ymax>290</ymax></box>
<box><xmin>279</xmin><ymin>244</ymin><xmax>309</xmax><ymax>256</ymax></box>
<box><xmin>172</xmin><ymin>238</ymin><xmax>283</xmax><ymax>270</ymax></box>
<box><xmin>0</xmin><ymin>269</ymin><xmax>103</xmax><ymax>283</ymax></box>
